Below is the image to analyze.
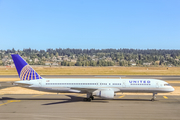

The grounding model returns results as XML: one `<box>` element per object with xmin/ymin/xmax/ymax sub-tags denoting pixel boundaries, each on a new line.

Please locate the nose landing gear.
<box><xmin>151</xmin><ymin>92</ymin><xmax>157</xmax><ymax>101</ymax></box>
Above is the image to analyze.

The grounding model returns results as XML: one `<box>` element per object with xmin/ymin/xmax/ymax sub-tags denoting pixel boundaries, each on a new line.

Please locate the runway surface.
<box><xmin>0</xmin><ymin>94</ymin><xmax>180</xmax><ymax>120</ymax></box>
<box><xmin>0</xmin><ymin>75</ymin><xmax>180</xmax><ymax>120</ymax></box>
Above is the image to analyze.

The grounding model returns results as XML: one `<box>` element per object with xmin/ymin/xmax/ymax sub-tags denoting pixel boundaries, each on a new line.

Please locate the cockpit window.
<box><xmin>164</xmin><ymin>84</ymin><xmax>170</xmax><ymax>86</ymax></box>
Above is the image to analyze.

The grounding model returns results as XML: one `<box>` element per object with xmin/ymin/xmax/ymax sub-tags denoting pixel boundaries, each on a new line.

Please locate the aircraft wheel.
<box><xmin>83</xmin><ymin>98</ymin><xmax>91</xmax><ymax>102</ymax></box>
<box><xmin>83</xmin><ymin>98</ymin><xmax>87</xmax><ymax>101</ymax></box>
<box><xmin>91</xmin><ymin>96</ymin><xmax>94</xmax><ymax>100</ymax></box>
<box><xmin>87</xmin><ymin>98</ymin><xmax>92</xmax><ymax>102</ymax></box>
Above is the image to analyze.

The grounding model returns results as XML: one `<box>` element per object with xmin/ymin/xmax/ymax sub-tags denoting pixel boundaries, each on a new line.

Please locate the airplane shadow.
<box><xmin>42</xmin><ymin>97</ymin><xmax>155</xmax><ymax>105</ymax></box>
<box><xmin>42</xmin><ymin>95</ymin><xmax>109</xmax><ymax>105</ymax></box>
<box><xmin>0</xmin><ymin>95</ymin><xmax>154</xmax><ymax>106</ymax></box>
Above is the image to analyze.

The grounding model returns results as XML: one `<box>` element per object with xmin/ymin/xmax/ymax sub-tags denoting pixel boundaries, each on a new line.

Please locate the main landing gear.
<box><xmin>83</xmin><ymin>93</ymin><xmax>94</xmax><ymax>102</ymax></box>
<box><xmin>151</xmin><ymin>92</ymin><xmax>157</xmax><ymax>101</ymax></box>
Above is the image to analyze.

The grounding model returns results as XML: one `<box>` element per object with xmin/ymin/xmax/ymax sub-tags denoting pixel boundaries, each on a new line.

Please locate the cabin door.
<box><xmin>39</xmin><ymin>79</ymin><xmax>42</xmax><ymax>87</ymax></box>
<box><xmin>156</xmin><ymin>82</ymin><xmax>159</xmax><ymax>88</ymax></box>
<box><xmin>122</xmin><ymin>80</ymin><xmax>126</xmax><ymax>88</ymax></box>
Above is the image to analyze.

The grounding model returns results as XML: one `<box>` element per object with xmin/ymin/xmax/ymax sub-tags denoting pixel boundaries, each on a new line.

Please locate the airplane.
<box><xmin>11</xmin><ymin>54</ymin><xmax>174</xmax><ymax>101</ymax></box>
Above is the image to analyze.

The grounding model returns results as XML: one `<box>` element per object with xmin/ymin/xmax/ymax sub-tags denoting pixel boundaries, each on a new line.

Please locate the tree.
<box><xmin>50</xmin><ymin>53</ymin><xmax>54</xmax><ymax>58</ymax></box>
<box><xmin>56</xmin><ymin>52</ymin><xmax>59</xmax><ymax>57</ymax></box>
<box><xmin>85</xmin><ymin>61</ymin><xmax>90</xmax><ymax>66</ymax></box>
<box><xmin>0</xmin><ymin>60</ymin><xmax>2</xmax><ymax>65</ymax></box>
<box><xmin>90</xmin><ymin>61</ymin><xmax>96</xmax><ymax>66</ymax></box>
<box><xmin>76</xmin><ymin>61</ymin><xmax>82</xmax><ymax>66</ymax></box>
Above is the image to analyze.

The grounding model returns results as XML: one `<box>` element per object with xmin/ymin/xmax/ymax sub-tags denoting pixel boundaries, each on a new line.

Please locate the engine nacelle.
<box><xmin>95</xmin><ymin>89</ymin><xmax>115</xmax><ymax>99</ymax></box>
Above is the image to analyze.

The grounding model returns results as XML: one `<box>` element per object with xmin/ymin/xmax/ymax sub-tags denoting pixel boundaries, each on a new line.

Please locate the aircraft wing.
<box><xmin>71</xmin><ymin>87</ymin><xmax>98</xmax><ymax>93</ymax></box>
<box><xmin>71</xmin><ymin>87</ymin><xmax>120</xmax><ymax>93</ymax></box>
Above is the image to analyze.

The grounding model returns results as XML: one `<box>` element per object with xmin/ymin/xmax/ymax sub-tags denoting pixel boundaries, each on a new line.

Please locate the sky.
<box><xmin>0</xmin><ymin>0</ymin><xmax>180</xmax><ymax>50</ymax></box>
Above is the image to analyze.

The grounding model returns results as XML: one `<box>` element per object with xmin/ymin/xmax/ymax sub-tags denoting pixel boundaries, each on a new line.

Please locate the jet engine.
<box><xmin>95</xmin><ymin>89</ymin><xmax>115</xmax><ymax>99</ymax></box>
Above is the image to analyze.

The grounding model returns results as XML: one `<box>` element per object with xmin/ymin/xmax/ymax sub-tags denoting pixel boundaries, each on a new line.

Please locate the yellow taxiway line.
<box><xmin>119</xmin><ymin>95</ymin><xmax>125</xmax><ymax>98</ymax></box>
<box><xmin>163</xmin><ymin>96</ymin><xmax>168</xmax><ymax>99</ymax></box>
<box><xmin>0</xmin><ymin>100</ymin><xmax>21</xmax><ymax>107</ymax></box>
<box><xmin>32</xmin><ymin>94</ymin><xmax>44</xmax><ymax>97</ymax></box>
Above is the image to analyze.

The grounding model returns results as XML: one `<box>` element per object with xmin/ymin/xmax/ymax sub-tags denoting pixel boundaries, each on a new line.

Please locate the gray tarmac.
<box><xmin>0</xmin><ymin>94</ymin><xmax>180</xmax><ymax>120</ymax></box>
<box><xmin>0</xmin><ymin>75</ymin><xmax>180</xmax><ymax>120</ymax></box>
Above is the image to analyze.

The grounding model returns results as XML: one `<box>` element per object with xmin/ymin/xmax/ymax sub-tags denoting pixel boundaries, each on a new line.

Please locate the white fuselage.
<box><xmin>15</xmin><ymin>78</ymin><xmax>174</xmax><ymax>94</ymax></box>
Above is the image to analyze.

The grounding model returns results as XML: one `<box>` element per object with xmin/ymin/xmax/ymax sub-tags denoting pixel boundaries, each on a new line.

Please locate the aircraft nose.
<box><xmin>170</xmin><ymin>86</ymin><xmax>175</xmax><ymax>92</ymax></box>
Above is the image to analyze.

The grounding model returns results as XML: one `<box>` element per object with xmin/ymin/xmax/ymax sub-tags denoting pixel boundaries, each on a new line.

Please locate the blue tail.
<box><xmin>11</xmin><ymin>54</ymin><xmax>42</xmax><ymax>80</ymax></box>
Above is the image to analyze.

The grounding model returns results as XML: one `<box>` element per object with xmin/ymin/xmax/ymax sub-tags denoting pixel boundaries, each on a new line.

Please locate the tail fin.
<box><xmin>11</xmin><ymin>54</ymin><xmax>42</xmax><ymax>81</ymax></box>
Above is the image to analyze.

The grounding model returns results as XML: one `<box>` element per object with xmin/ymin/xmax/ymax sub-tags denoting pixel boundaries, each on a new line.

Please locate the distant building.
<box><xmin>10</xmin><ymin>64</ymin><xmax>15</xmax><ymax>68</ymax></box>
<box><xmin>175</xmin><ymin>59</ymin><xmax>179</xmax><ymax>61</ymax></box>
<box><xmin>63</xmin><ymin>57</ymin><xmax>69</xmax><ymax>61</ymax></box>
<box><xmin>8</xmin><ymin>59</ymin><xmax>12</xmax><ymax>62</ymax></box>
<box><xmin>52</xmin><ymin>62</ymin><xmax>58</xmax><ymax>66</ymax></box>
<box><xmin>45</xmin><ymin>62</ymin><xmax>51</xmax><ymax>66</ymax></box>
<box><xmin>71</xmin><ymin>59</ymin><xmax>77</xmax><ymax>63</ymax></box>
<box><xmin>164</xmin><ymin>60</ymin><xmax>167</xmax><ymax>63</ymax></box>
<box><xmin>2</xmin><ymin>56</ymin><xmax>8</xmax><ymax>62</ymax></box>
<box><xmin>155</xmin><ymin>61</ymin><xmax>160</xmax><ymax>65</ymax></box>
<box><xmin>105</xmin><ymin>57</ymin><xmax>112</xmax><ymax>61</ymax></box>
<box><xmin>131</xmin><ymin>63</ymin><xmax>136</xmax><ymax>66</ymax></box>
<box><xmin>57</xmin><ymin>56</ymin><xmax>62</xmax><ymax>60</ymax></box>
<box><xmin>42</xmin><ymin>56</ymin><xmax>46</xmax><ymax>60</ymax></box>
<box><xmin>130</xmin><ymin>59</ymin><xmax>135</xmax><ymax>62</ymax></box>
<box><xmin>92</xmin><ymin>58</ymin><xmax>98</xmax><ymax>61</ymax></box>
<box><xmin>102</xmin><ymin>56</ymin><xmax>106</xmax><ymax>59</ymax></box>
<box><xmin>52</xmin><ymin>56</ymin><xmax>57</xmax><ymax>61</ymax></box>
<box><xmin>143</xmin><ymin>63</ymin><xmax>151</xmax><ymax>66</ymax></box>
<box><xmin>34</xmin><ymin>58</ymin><xmax>39</xmax><ymax>63</ymax></box>
<box><xmin>23</xmin><ymin>57</ymin><xmax>27</xmax><ymax>60</ymax></box>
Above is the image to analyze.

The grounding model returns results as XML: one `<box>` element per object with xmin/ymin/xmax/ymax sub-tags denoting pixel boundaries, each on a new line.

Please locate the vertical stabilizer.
<box><xmin>11</xmin><ymin>54</ymin><xmax>42</xmax><ymax>80</ymax></box>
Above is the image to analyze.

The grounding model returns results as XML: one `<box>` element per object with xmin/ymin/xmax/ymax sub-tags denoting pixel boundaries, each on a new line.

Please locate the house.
<box><xmin>155</xmin><ymin>61</ymin><xmax>160</xmax><ymax>65</ymax></box>
<box><xmin>45</xmin><ymin>62</ymin><xmax>51</xmax><ymax>66</ymax></box>
<box><xmin>143</xmin><ymin>63</ymin><xmax>151</xmax><ymax>66</ymax></box>
<box><xmin>63</xmin><ymin>57</ymin><xmax>70</xmax><ymax>61</ymax></box>
<box><xmin>42</xmin><ymin>56</ymin><xmax>46</xmax><ymax>60</ymax></box>
<box><xmin>34</xmin><ymin>58</ymin><xmax>39</xmax><ymax>63</ymax></box>
<box><xmin>105</xmin><ymin>57</ymin><xmax>112</xmax><ymax>61</ymax></box>
<box><xmin>57</xmin><ymin>56</ymin><xmax>62</xmax><ymax>60</ymax></box>
<box><xmin>10</xmin><ymin>64</ymin><xmax>15</xmax><ymax>68</ymax></box>
<box><xmin>131</xmin><ymin>63</ymin><xmax>136</xmax><ymax>66</ymax></box>
<box><xmin>92</xmin><ymin>58</ymin><xmax>98</xmax><ymax>61</ymax></box>
<box><xmin>2</xmin><ymin>57</ymin><xmax>8</xmax><ymax>62</ymax></box>
<box><xmin>130</xmin><ymin>59</ymin><xmax>135</xmax><ymax>63</ymax></box>
<box><xmin>23</xmin><ymin>57</ymin><xmax>27</xmax><ymax>60</ymax></box>
<box><xmin>102</xmin><ymin>56</ymin><xmax>106</xmax><ymax>59</ymax></box>
<box><xmin>175</xmin><ymin>59</ymin><xmax>179</xmax><ymax>61</ymax></box>
<box><xmin>52</xmin><ymin>62</ymin><xmax>58</xmax><ymax>66</ymax></box>
<box><xmin>52</xmin><ymin>56</ymin><xmax>57</xmax><ymax>61</ymax></box>
<box><xmin>8</xmin><ymin>59</ymin><xmax>12</xmax><ymax>62</ymax></box>
<box><xmin>71</xmin><ymin>59</ymin><xmax>77</xmax><ymax>63</ymax></box>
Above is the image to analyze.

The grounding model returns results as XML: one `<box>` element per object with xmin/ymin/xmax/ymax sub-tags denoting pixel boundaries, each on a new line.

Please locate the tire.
<box><xmin>88</xmin><ymin>98</ymin><xmax>92</xmax><ymax>102</ymax></box>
